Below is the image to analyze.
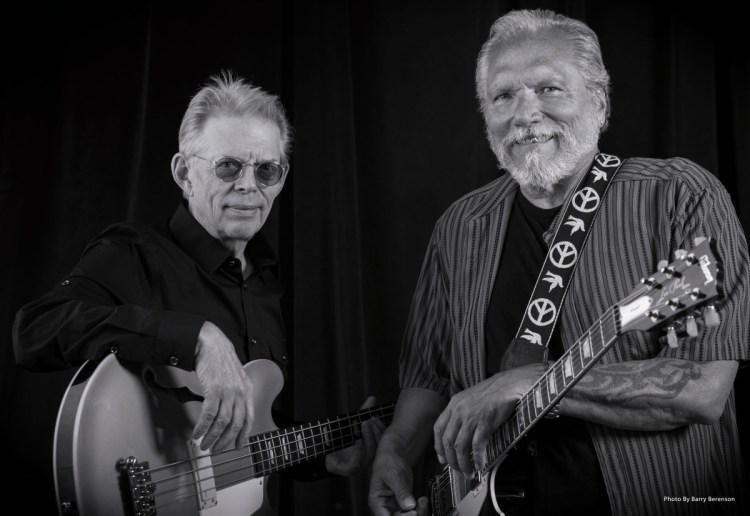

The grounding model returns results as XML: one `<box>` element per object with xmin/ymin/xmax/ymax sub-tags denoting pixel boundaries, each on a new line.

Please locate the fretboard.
<box><xmin>246</xmin><ymin>403</ymin><xmax>395</xmax><ymax>477</ymax></box>
<box><xmin>484</xmin><ymin>307</ymin><xmax>620</xmax><ymax>468</ymax></box>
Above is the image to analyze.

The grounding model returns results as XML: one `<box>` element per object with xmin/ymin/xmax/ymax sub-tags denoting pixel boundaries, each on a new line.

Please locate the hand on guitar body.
<box><xmin>433</xmin><ymin>363</ymin><xmax>548</xmax><ymax>475</ymax></box>
<box><xmin>193</xmin><ymin>320</ymin><xmax>256</xmax><ymax>452</ymax></box>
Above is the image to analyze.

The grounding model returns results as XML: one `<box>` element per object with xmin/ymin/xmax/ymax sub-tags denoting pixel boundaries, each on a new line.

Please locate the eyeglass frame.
<box><xmin>189</xmin><ymin>154</ymin><xmax>289</xmax><ymax>188</ymax></box>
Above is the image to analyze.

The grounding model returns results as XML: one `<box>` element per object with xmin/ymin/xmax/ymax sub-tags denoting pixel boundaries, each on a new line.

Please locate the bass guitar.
<box><xmin>54</xmin><ymin>355</ymin><xmax>394</xmax><ymax>515</ymax></box>
<box><xmin>427</xmin><ymin>237</ymin><xmax>723</xmax><ymax>516</ymax></box>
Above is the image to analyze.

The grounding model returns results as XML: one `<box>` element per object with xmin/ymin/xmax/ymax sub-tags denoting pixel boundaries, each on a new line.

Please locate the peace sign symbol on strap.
<box><xmin>528</xmin><ymin>298</ymin><xmax>557</xmax><ymax>327</ymax></box>
<box><xmin>572</xmin><ymin>187</ymin><xmax>600</xmax><ymax>213</ymax></box>
<box><xmin>595</xmin><ymin>154</ymin><xmax>621</xmax><ymax>168</ymax></box>
<box><xmin>550</xmin><ymin>241</ymin><xmax>578</xmax><ymax>269</ymax></box>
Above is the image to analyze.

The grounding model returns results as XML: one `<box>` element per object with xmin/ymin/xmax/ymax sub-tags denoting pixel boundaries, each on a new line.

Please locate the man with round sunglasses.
<box><xmin>13</xmin><ymin>72</ymin><xmax>383</xmax><ymax>491</ymax></box>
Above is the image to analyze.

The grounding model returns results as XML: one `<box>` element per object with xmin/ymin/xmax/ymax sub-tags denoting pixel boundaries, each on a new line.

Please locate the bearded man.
<box><xmin>368</xmin><ymin>8</ymin><xmax>748</xmax><ymax>516</ymax></box>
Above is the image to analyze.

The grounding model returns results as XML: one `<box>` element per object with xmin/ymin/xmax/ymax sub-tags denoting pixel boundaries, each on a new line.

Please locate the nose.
<box><xmin>513</xmin><ymin>90</ymin><xmax>542</xmax><ymax>127</ymax></box>
<box><xmin>233</xmin><ymin>164</ymin><xmax>259</xmax><ymax>192</ymax></box>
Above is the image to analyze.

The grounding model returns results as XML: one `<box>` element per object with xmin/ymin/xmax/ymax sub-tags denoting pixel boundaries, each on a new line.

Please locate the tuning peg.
<box><xmin>657</xmin><ymin>259</ymin><xmax>669</xmax><ymax>271</ymax></box>
<box><xmin>704</xmin><ymin>305</ymin><xmax>720</xmax><ymax>327</ymax></box>
<box><xmin>667</xmin><ymin>298</ymin><xmax>684</xmax><ymax>310</ymax></box>
<box><xmin>666</xmin><ymin>326</ymin><xmax>679</xmax><ymax>348</ymax></box>
<box><xmin>694</xmin><ymin>236</ymin><xmax>707</xmax><ymax>246</ymax></box>
<box><xmin>674</xmin><ymin>249</ymin><xmax>687</xmax><ymax>260</ymax></box>
<box><xmin>685</xmin><ymin>315</ymin><xmax>699</xmax><ymax>337</ymax></box>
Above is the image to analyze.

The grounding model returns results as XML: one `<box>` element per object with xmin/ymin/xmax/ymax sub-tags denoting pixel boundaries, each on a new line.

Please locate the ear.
<box><xmin>171</xmin><ymin>153</ymin><xmax>192</xmax><ymax>197</ymax></box>
<box><xmin>592</xmin><ymin>88</ymin><xmax>607</xmax><ymax>119</ymax></box>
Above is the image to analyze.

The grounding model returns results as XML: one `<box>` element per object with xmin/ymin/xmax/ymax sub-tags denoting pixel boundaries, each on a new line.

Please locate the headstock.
<box><xmin>618</xmin><ymin>237</ymin><xmax>723</xmax><ymax>338</ymax></box>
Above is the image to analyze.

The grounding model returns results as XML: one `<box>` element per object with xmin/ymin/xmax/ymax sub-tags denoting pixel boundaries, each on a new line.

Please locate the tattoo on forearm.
<box><xmin>577</xmin><ymin>360</ymin><xmax>701</xmax><ymax>404</ymax></box>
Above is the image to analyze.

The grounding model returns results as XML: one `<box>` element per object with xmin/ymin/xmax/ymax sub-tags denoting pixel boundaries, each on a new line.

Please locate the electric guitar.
<box><xmin>54</xmin><ymin>355</ymin><xmax>394</xmax><ymax>516</ymax></box>
<box><xmin>427</xmin><ymin>237</ymin><xmax>723</xmax><ymax>516</ymax></box>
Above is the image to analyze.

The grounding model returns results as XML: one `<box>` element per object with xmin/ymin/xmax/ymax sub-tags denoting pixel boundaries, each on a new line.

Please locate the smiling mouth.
<box><xmin>516</xmin><ymin>134</ymin><xmax>554</xmax><ymax>145</ymax></box>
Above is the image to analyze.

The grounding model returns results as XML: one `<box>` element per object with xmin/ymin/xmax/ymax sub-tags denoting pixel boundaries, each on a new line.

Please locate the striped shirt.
<box><xmin>400</xmin><ymin>157</ymin><xmax>749</xmax><ymax>515</ymax></box>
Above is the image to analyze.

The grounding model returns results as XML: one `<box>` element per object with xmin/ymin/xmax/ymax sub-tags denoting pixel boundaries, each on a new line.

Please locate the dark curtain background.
<box><xmin>2</xmin><ymin>1</ymin><xmax>748</xmax><ymax>515</ymax></box>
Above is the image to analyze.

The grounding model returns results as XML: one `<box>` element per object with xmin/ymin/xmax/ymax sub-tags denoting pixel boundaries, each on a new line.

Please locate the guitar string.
<box><xmin>142</xmin><ymin>404</ymin><xmax>394</xmax><ymax>476</ymax></box>
<box><xmin>124</xmin><ymin>406</ymin><xmax>395</xmax><ymax>509</ymax></box>
<box><xmin>142</xmin><ymin>412</ymin><xmax>387</xmax><ymax>509</ymax></box>
<box><xmin>150</xmin><ymin>413</ymin><xmax>390</xmax><ymax>509</ymax></box>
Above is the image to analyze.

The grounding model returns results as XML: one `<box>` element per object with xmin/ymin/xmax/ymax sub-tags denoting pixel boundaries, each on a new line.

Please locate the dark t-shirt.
<box><xmin>485</xmin><ymin>192</ymin><xmax>611</xmax><ymax>515</ymax></box>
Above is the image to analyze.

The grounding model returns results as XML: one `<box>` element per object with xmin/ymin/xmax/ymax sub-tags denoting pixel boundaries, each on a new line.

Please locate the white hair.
<box><xmin>178</xmin><ymin>70</ymin><xmax>293</xmax><ymax>162</ymax></box>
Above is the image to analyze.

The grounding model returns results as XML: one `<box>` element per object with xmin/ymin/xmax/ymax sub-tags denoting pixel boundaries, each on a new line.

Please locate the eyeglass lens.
<box><xmin>214</xmin><ymin>158</ymin><xmax>283</xmax><ymax>186</ymax></box>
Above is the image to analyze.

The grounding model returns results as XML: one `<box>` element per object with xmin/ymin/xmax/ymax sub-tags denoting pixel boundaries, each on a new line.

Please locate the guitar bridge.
<box><xmin>118</xmin><ymin>456</ymin><xmax>157</xmax><ymax>516</ymax></box>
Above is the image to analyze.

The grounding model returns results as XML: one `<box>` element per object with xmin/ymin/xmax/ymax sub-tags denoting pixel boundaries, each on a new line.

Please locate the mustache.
<box><xmin>501</xmin><ymin>125</ymin><xmax>560</xmax><ymax>148</ymax></box>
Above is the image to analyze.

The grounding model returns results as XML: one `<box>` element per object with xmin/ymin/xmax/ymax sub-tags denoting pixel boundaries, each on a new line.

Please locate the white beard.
<box><xmin>489</xmin><ymin>102</ymin><xmax>601</xmax><ymax>194</ymax></box>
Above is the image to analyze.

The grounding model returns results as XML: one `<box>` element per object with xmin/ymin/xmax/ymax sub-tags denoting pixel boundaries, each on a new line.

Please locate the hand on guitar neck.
<box><xmin>432</xmin><ymin>363</ymin><xmax>548</xmax><ymax>474</ymax></box>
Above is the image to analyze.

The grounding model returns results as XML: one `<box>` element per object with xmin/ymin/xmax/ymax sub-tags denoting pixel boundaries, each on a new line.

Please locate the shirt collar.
<box><xmin>168</xmin><ymin>201</ymin><xmax>279</xmax><ymax>275</ymax></box>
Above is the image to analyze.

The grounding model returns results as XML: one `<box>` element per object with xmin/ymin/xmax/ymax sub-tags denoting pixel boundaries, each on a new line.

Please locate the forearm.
<box><xmin>378</xmin><ymin>387</ymin><xmax>446</xmax><ymax>466</ymax></box>
<box><xmin>13</xmin><ymin>295</ymin><xmax>204</xmax><ymax>371</ymax></box>
<box><xmin>560</xmin><ymin>358</ymin><xmax>738</xmax><ymax>430</ymax></box>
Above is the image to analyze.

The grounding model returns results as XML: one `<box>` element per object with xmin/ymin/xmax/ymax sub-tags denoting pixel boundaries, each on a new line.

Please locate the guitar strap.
<box><xmin>499</xmin><ymin>153</ymin><xmax>624</xmax><ymax>371</ymax></box>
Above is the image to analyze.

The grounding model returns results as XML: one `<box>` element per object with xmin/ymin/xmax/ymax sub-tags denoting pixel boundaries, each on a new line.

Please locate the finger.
<box><xmin>433</xmin><ymin>409</ymin><xmax>451</xmax><ymax>464</ymax></box>
<box><xmin>193</xmin><ymin>393</ymin><xmax>220</xmax><ymax>440</ymax></box>
<box><xmin>238</xmin><ymin>395</ymin><xmax>255</xmax><ymax>448</ymax></box>
<box><xmin>361</xmin><ymin>395</ymin><xmax>378</xmax><ymax>409</ymax></box>
<box><xmin>360</xmin><ymin>420</ymin><xmax>377</xmax><ymax>466</ymax></box>
<box><xmin>201</xmin><ymin>400</ymin><xmax>233</xmax><ymax>451</ymax></box>
<box><xmin>471</xmin><ymin>422</ymin><xmax>490</xmax><ymax>472</ymax></box>
<box><xmin>454</xmin><ymin>425</ymin><xmax>474</xmax><ymax>474</ymax></box>
<box><xmin>439</xmin><ymin>417</ymin><xmax>460</xmax><ymax>472</ymax></box>
<box><xmin>215</xmin><ymin>400</ymin><xmax>245</xmax><ymax>452</ymax></box>
<box><xmin>370</xmin><ymin>416</ymin><xmax>387</xmax><ymax>434</ymax></box>
<box><xmin>416</xmin><ymin>496</ymin><xmax>430</xmax><ymax>516</ymax></box>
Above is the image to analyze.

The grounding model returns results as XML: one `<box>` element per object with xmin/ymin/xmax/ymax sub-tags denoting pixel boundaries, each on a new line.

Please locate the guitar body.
<box><xmin>54</xmin><ymin>354</ymin><xmax>282</xmax><ymax>516</ymax></box>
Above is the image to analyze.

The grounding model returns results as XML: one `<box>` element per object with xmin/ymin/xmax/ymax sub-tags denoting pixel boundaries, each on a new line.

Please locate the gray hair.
<box><xmin>475</xmin><ymin>9</ymin><xmax>611</xmax><ymax>131</ymax></box>
<box><xmin>178</xmin><ymin>71</ymin><xmax>293</xmax><ymax>162</ymax></box>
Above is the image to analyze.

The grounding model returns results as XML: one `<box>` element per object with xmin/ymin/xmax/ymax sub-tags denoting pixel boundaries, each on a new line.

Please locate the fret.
<box><xmin>547</xmin><ymin>368</ymin><xmax>557</xmax><ymax>396</ymax></box>
<box><xmin>576</xmin><ymin>342</ymin><xmax>585</xmax><ymax>372</ymax></box>
<box><xmin>303</xmin><ymin>424</ymin><xmax>319</xmax><ymax>459</ymax></box>
<box><xmin>563</xmin><ymin>354</ymin><xmax>573</xmax><ymax>379</ymax></box>
<box><xmin>257</xmin><ymin>437</ymin><xmax>271</xmax><ymax>473</ymax></box>
<box><xmin>280</xmin><ymin>431</ymin><xmax>291</xmax><ymax>463</ymax></box>
<box><xmin>582</xmin><ymin>333</ymin><xmax>592</xmax><ymax>359</ymax></box>
<box><xmin>533</xmin><ymin>386</ymin><xmax>543</xmax><ymax>414</ymax></box>
<box><xmin>522</xmin><ymin>395</ymin><xmax>532</xmax><ymax>427</ymax></box>
<box><xmin>295</xmin><ymin>430</ymin><xmax>306</xmax><ymax>459</ymax></box>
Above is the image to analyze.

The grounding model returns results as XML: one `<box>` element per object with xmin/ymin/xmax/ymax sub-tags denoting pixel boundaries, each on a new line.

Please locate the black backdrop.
<box><xmin>2</xmin><ymin>1</ymin><xmax>748</xmax><ymax>515</ymax></box>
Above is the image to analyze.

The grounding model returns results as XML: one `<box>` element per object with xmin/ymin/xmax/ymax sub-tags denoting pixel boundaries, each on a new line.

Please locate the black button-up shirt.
<box><xmin>13</xmin><ymin>202</ymin><xmax>289</xmax><ymax>374</ymax></box>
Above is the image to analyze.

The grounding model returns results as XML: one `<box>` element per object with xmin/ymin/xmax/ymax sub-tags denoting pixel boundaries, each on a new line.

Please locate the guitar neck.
<box><xmin>246</xmin><ymin>403</ymin><xmax>395</xmax><ymax>476</ymax></box>
<box><xmin>484</xmin><ymin>307</ymin><xmax>620</xmax><ymax>468</ymax></box>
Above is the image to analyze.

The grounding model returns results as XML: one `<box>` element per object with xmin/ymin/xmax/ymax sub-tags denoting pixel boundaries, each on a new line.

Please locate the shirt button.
<box><xmin>228</xmin><ymin>259</ymin><xmax>239</xmax><ymax>267</ymax></box>
<box><xmin>250</xmin><ymin>337</ymin><xmax>257</xmax><ymax>345</ymax></box>
<box><xmin>110</xmin><ymin>346</ymin><xmax>119</xmax><ymax>354</ymax></box>
<box><xmin>169</xmin><ymin>355</ymin><xmax>179</xmax><ymax>366</ymax></box>
<box><xmin>242</xmin><ymin>282</ymin><xmax>248</xmax><ymax>289</ymax></box>
<box><xmin>281</xmin><ymin>353</ymin><xmax>287</xmax><ymax>361</ymax></box>
<box><xmin>60</xmin><ymin>279</ymin><xmax>71</xmax><ymax>286</ymax></box>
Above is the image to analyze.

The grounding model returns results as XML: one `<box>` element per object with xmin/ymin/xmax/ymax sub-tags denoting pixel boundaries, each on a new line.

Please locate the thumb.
<box><xmin>395</xmin><ymin>486</ymin><xmax>417</xmax><ymax>511</ymax></box>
